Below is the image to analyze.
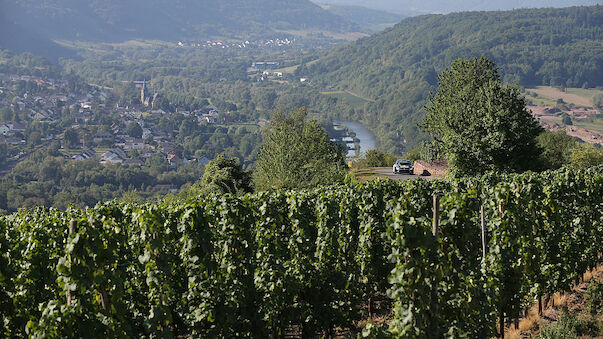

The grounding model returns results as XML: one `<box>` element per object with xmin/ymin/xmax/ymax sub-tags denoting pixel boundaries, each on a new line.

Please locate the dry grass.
<box><xmin>518</xmin><ymin>306</ymin><xmax>540</xmax><ymax>332</ymax></box>
<box><xmin>500</xmin><ymin>265</ymin><xmax>603</xmax><ymax>338</ymax></box>
<box><xmin>506</xmin><ymin>328</ymin><xmax>522</xmax><ymax>339</ymax></box>
<box><xmin>553</xmin><ymin>292</ymin><xmax>568</xmax><ymax>308</ymax></box>
<box><xmin>350</xmin><ymin>167</ymin><xmax>385</xmax><ymax>181</ymax></box>
<box><xmin>584</xmin><ymin>270</ymin><xmax>595</xmax><ymax>282</ymax></box>
<box><xmin>528</xmin><ymin>86</ymin><xmax>597</xmax><ymax>107</ymax></box>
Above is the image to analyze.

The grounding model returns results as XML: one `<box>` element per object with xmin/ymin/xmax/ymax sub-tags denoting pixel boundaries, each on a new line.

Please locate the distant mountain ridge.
<box><xmin>0</xmin><ymin>0</ymin><xmax>360</xmax><ymax>43</ymax></box>
<box><xmin>319</xmin><ymin>4</ymin><xmax>405</xmax><ymax>32</ymax></box>
<box><xmin>315</xmin><ymin>0</ymin><xmax>602</xmax><ymax>15</ymax></box>
<box><xmin>306</xmin><ymin>5</ymin><xmax>603</xmax><ymax>152</ymax></box>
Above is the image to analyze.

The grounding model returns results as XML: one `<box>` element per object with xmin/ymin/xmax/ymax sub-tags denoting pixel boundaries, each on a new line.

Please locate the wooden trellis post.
<box><xmin>498</xmin><ymin>203</ymin><xmax>504</xmax><ymax>339</ymax></box>
<box><xmin>67</xmin><ymin>220</ymin><xmax>77</xmax><ymax>306</ymax></box>
<box><xmin>433</xmin><ymin>195</ymin><xmax>440</xmax><ymax>237</ymax></box>
<box><xmin>481</xmin><ymin>205</ymin><xmax>486</xmax><ymax>260</ymax></box>
<box><xmin>432</xmin><ymin>195</ymin><xmax>440</xmax><ymax>334</ymax></box>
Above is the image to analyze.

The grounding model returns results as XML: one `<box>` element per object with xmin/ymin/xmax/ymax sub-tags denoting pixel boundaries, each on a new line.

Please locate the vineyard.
<box><xmin>0</xmin><ymin>166</ymin><xmax>601</xmax><ymax>338</ymax></box>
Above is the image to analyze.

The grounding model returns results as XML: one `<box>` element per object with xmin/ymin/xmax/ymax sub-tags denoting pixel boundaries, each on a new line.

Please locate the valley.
<box><xmin>0</xmin><ymin>1</ymin><xmax>602</xmax><ymax>338</ymax></box>
<box><xmin>1</xmin><ymin>4</ymin><xmax>602</xmax><ymax>212</ymax></box>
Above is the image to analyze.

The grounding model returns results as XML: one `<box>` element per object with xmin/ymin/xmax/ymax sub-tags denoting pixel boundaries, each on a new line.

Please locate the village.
<box><xmin>177</xmin><ymin>37</ymin><xmax>295</xmax><ymax>49</ymax></box>
<box><xmin>0</xmin><ymin>75</ymin><xmax>241</xmax><ymax>174</ymax></box>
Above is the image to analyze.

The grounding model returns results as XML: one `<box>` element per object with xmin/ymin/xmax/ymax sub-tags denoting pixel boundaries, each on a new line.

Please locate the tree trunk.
<box><xmin>100</xmin><ymin>284</ymin><xmax>109</xmax><ymax>313</ymax></box>
<box><xmin>301</xmin><ymin>323</ymin><xmax>309</xmax><ymax>339</ymax></box>
<box><xmin>499</xmin><ymin>312</ymin><xmax>505</xmax><ymax>339</ymax></box>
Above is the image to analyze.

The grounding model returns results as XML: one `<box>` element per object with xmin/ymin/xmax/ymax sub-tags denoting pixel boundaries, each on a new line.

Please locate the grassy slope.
<box><xmin>320</xmin><ymin>90</ymin><xmax>369</xmax><ymax>108</ymax></box>
<box><xmin>525</xmin><ymin>86</ymin><xmax>602</xmax><ymax>108</ymax></box>
<box><xmin>573</xmin><ymin>119</ymin><xmax>603</xmax><ymax>134</ymax></box>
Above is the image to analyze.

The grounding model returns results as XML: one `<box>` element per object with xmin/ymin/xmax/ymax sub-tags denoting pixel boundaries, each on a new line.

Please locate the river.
<box><xmin>333</xmin><ymin>120</ymin><xmax>377</xmax><ymax>157</ymax></box>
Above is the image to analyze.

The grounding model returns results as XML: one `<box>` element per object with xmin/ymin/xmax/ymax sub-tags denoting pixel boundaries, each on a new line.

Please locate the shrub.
<box><xmin>585</xmin><ymin>280</ymin><xmax>603</xmax><ymax>315</ymax></box>
<box><xmin>538</xmin><ymin>312</ymin><xmax>600</xmax><ymax>338</ymax></box>
<box><xmin>352</xmin><ymin>149</ymin><xmax>398</xmax><ymax>168</ymax></box>
<box><xmin>538</xmin><ymin>316</ymin><xmax>576</xmax><ymax>339</ymax></box>
<box><xmin>570</xmin><ymin>144</ymin><xmax>603</xmax><ymax>168</ymax></box>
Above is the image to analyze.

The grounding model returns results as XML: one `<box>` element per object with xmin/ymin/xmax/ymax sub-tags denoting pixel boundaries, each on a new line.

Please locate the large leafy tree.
<box><xmin>537</xmin><ymin>130</ymin><xmax>577</xmax><ymax>169</ymax></box>
<box><xmin>199</xmin><ymin>153</ymin><xmax>253</xmax><ymax>195</ymax></box>
<box><xmin>569</xmin><ymin>144</ymin><xmax>603</xmax><ymax>168</ymax></box>
<box><xmin>421</xmin><ymin>57</ymin><xmax>543</xmax><ymax>176</ymax></box>
<box><xmin>63</xmin><ymin>128</ymin><xmax>79</xmax><ymax>148</ymax></box>
<box><xmin>126</xmin><ymin>121</ymin><xmax>143</xmax><ymax>139</ymax></box>
<box><xmin>254</xmin><ymin>107</ymin><xmax>347</xmax><ymax>190</ymax></box>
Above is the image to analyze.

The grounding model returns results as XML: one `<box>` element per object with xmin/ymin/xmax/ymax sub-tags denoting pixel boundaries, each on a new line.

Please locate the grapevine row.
<box><xmin>0</xmin><ymin>166</ymin><xmax>601</xmax><ymax>338</ymax></box>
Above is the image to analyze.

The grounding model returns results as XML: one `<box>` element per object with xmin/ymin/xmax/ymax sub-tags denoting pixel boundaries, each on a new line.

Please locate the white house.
<box><xmin>123</xmin><ymin>141</ymin><xmax>146</xmax><ymax>150</ymax></box>
<box><xmin>0</xmin><ymin>124</ymin><xmax>10</xmax><ymax>134</ymax></box>
<box><xmin>100</xmin><ymin>149</ymin><xmax>127</xmax><ymax>164</ymax></box>
<box><xmin>73</xmin><ymin>148</ymin><xmax>96</xmax><ymax>161</ymax></box>
<box><xmin>11</xmin><ymin>122</ymin><xmax>26</xmax><ymax>133</ymax></box>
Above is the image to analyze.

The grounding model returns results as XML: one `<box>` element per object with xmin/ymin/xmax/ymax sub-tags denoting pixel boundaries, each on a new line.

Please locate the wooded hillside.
<box><xmin>307</xmin><ymin>6</ymin><xmax>603</xmax><ymax>152</ymax></box>
<box><xmin>0</xmin><ymin>0</ymin><xmax>359</xmax><ymax>42</ymax></box>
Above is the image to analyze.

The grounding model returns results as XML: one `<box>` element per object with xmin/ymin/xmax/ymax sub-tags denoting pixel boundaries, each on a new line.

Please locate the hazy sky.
<box><xmin>315</xmin><ymin>0</ymin><xmax>602</xmax><ymax>15</ymax></box>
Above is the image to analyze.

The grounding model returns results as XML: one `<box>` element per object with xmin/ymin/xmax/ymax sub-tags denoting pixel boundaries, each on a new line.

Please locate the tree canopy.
<box><xmin>537</xmin><ymin>130</ymin><xmax>578</xmax><ymax>169</ymax></box>
<box><xmin>253</xmin><ymin>107</ymin><xmax>347</xmax><ymax>190</ymax></box>
<box><xmin>421</xmin><ymin>57</ymin><xmax>543</xmax><ymax>176</ymax></box>
<box><xmin>198</xmin><ymin>154</ymin><xmax>253</xmax><ymax>195</ymax></box>
<box><xmin>126</xmin><ymin>121</ymin><xmax>143</xmax><ymax>139</ymax></box>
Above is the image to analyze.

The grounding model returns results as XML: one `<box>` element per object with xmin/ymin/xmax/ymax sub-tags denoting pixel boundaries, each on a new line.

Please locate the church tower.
<box><xmin>140</xmin><ymin>80</ymin><xmax>146</xmax><ymax>106</ymax></box>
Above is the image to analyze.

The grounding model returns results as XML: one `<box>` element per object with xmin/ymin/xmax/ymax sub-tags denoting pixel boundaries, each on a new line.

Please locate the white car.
<box><xmin>393</xmin><ymin>159</ymin><xmax>414</xmax><ymax>174</ymax></box>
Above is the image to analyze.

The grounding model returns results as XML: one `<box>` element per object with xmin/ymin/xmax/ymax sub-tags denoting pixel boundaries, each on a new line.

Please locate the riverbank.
<box><xmin>333</xmin><ymin>120</ymin><xmax>377</xmax><ymax>158</ymax></box>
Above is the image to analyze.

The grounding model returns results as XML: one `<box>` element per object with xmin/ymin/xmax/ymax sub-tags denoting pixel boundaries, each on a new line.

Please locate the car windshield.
<box><xmin>396</xmin><ymin>160</ymin><xmax>411</xmax><ymax>165</ymax></box>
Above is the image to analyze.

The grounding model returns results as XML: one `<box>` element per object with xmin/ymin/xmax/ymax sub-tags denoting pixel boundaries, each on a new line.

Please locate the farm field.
<box><xmin>274</xmin><ymin>58</ymin><xmax>321</xmax><ymax>74</ymax></box>
<box><xmin>320</xmin><ymin>90</ymin><xmax>370</xmax><ymax>108</ymax></box>
<box><xmin>526</xmin><ymin>87</ymin><xmax>603</xmax><ymax>143</ymax></box>
<box><xmin>573</xmin><ymin>118</ymin><xmax>603</xmax><ymax>135</ymax></box>
<box><xmin>525</xmin><ymin>86</ymin><xmax>603</xmax><ymax>108</ymax></box>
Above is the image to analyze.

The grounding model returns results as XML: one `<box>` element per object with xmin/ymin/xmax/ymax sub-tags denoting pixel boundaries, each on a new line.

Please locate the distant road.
<box><xmin>372</xmin><ymin>168</ymin><xmax>438</xmax><ymax>181</ymax></box>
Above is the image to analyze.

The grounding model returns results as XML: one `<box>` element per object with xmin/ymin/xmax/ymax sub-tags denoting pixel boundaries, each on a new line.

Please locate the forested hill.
<box><xmin>306</xmin><ymin>6</ymin><xmax>603</xmax><ymax>152</ymax></box>
<box><xmin>316</xmin><ymin>0</ymin><xmax>601</xmax><ymax>14</ymax></box>
<box><xmin>0</xmin><ymin>0</ymin><xmax>359</xmax><ymax>43</ymax></box>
